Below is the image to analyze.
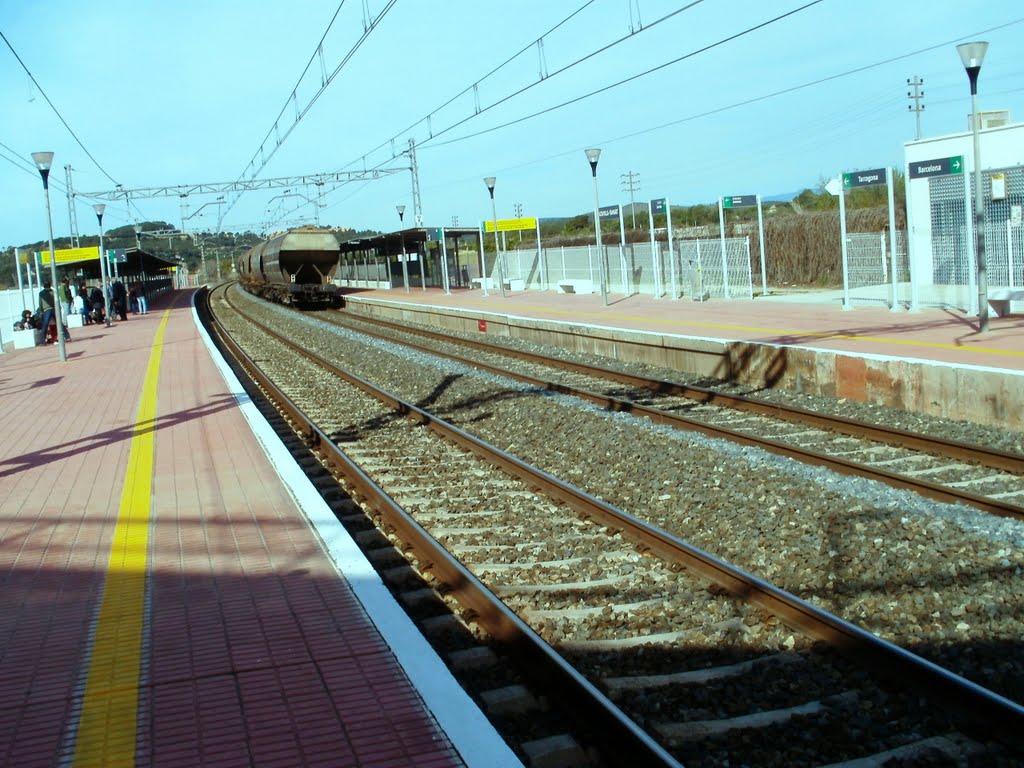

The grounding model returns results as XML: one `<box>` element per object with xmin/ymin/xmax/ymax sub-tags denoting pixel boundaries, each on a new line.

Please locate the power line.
<box><xmin>220</xmin><ymin>0</ymin><xmax>399</xmax><ymax>228</ymax></box>
<box><xmin>0</xmin><ymin>29</ymin><xmax>121</xmax><ymax>187</ymax></box>
<box><xmin>428</xmin><ymin>1</ymin><xmax>824</xmax><ymax>149</ymax></box>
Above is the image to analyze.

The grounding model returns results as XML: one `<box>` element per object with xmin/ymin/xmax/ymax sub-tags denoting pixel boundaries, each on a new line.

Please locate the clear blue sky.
<box><xmin>2</xmin><ymin>0</ymin><xmax>1022</xmax><ymax>248</ymax></box>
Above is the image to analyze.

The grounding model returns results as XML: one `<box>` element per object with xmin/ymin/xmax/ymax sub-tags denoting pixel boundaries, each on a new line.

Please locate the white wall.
<box><xmin>904</xmin><ymin>122</ymin><xmax>1024</xmax><ymax>301</ymax></box>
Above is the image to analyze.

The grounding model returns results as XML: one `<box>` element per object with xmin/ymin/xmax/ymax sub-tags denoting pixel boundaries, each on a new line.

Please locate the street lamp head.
<box><xmin>483</xmin><ymin>176</ymin><xmax>496</xmax><ymax>198</ymax></box>
<box><xmin>958</xmin><ymin>41</ymin><xmax>988</xmax><ymax>94</ymax></box>
<box><xmin>396</xmin><ymin>204</ymin><xmax>405</xmax><ymax>222</ymax></box>
<box><xmin>31</xmin><ymin>151</ymin><xmax>54</xmax><ymax>172</ymax></box>
<box><xmin>31</xmin><ymin>151</ymin><xmax>54</xmax><ymax>186</ymax></box>
<box><xmin>957</xmin><ymin>41</ymin><xmax>988</xmax><ymax>70</ymax></box>
<box><xmin>133</xmin><ymin>223</ymin><xmax>142</xmax><ymax>234</ymax></box>
<box><xmin>94</xmin><ymin>203</ymin><xmax>106</xmax><ymax>219</ymax></box>
<box><xmin>585</xmin><ymin>148</ymin><xmax>601</xmax><ymax>177</ymax></box>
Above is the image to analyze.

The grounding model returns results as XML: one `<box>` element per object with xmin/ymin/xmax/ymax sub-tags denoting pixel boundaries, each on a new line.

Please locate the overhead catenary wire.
<box><xmin>335</xmin><ymin>0</ymin><xmax>705</xmax><ymax>178</ymax></box>
<box><xmin>0</xmin><ymin>29</ymin><xmax>122</xmax><ymax>188</ymax></box>
<box><xmin>421</xmin><ymin>14</ymin><xmax>1024</xmax><ymax>193</ymax></box>
<box><xmin>219</xmin><ymin>0</ymin><xmax>399</xmax><ymax>227</ymax></box>
<box><xmin>426</xmin><ymin>0</ymin><xmax>825</xmax><ymax>149</ymax></box>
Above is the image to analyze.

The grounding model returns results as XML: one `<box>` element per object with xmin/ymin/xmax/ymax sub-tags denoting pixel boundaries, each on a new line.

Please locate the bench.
<box><xmin>989</xmin><ymin>289</ymin><xmax>1024</xmax><ymax>317</ymax></box>
<box><xmin>503</xmin><ymin>278</ymin><xmax>525</xmax><ymax>291</ymax></box>
<box><xmin>471</xmin><ymin>277</ymin><xmax>496</xmax><ymax>290</ymax></box>
<box><xmin>556</xmin><ymin>279</ymin><xmax>595</xmax><ymax>294</ymax></box>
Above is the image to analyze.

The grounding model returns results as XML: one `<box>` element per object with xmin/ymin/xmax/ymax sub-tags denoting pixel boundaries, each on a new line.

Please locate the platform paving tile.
<box><xmin>1</xmin><ymin>293</ymin><xmax>471</xmax><ymax>767</ymax></box>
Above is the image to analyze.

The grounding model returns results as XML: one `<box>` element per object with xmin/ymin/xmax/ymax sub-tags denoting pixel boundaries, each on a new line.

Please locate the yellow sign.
<box><xmin>485</xmin><ymin>217</ymin><xmax>537</xmax><ymax>233</ymax></box>
<box><xmin>39</xmin><ymin>246</ymin><xmax>101</xmax><ymax>265</ymax></box>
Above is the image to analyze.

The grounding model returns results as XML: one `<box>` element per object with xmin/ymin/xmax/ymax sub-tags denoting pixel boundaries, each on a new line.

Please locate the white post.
<box><xmin>16</xmin><ymin>250</ymin><xmax>27</xmax><ymax>312</ymax></box>
<box><xmin>756</xmin><ymin>195</ymin><xmax>768</xmax><ymax>296</ymax></box>
<box><xmin>696</xmin><ymin>239</ymin><xmax>702</xmax><ymax>300</ymax></box>
<box><xmin>617</xmin><ymin>205</ymin><xmax>630</xmax><ymax>295</ymax></box>
<box><xmin>536</xmin><ymin>219</ymin><xmax>545</xmax><ymax>290</ymax></box>
<box><xmin>587</xmin><ymin>244</ymin><xmax>594</xmax><ymax>283</ymax></box>
<box><xmin>440</xmin><ymin>228</ymin><xmax>451</xmax><ymax>295</ymax></box>
<box><xmin>840</xmin><ymin>179</ymin><xmax>852</xmax><ymax>310</ymax></box>
<box><xmin>560</xmin><ymin>245</ymin><xmax>566</xmax><ymax>284</ymax></box>
<box><xmin>648</xmin><ymin>201</ymin><xmax>661</xmax><ymax>298</ymax></box>
<box><xmin>1008</xmin><ymin>219</ymin><xmax>1017</xmax><ymax>291</ymax></box>
<box><xmin>881</xmin><ymin>231</ymin><xmax>889</xmax><ymax>283</ymax></box>
<box><xmin>667</xmin><ymin>196</ymin><xmax>677</xmax><ymax>299</ymax></box>
<box><xmin>718</xmin><ymin>197</ymin><xmax>731</xmax><ymax>299</ymax></box>
<box><xmin>26</xmin><ymin>256</ymin><xmax>35</xmax><ymax>309</ymax></box>
<box><xmin>477</xmin><ymin>224</ymin><xmax>489</xmax><ymax>296</ymax></box>
<box><xmin>886</xmin><ymin>167</ymin><xmax>901</xmax><ymax>311</ymax></box>
<box><xmin>964</xmin><ymin>159</ymin><xmax>978</xmax><ymax>315</ymax></box>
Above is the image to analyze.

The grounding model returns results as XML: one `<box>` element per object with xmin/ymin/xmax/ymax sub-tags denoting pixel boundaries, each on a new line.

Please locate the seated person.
<box><xmin>13</xmin><ymin>310</ymin><xmax>35</xmax><ymax>331</ymax></box>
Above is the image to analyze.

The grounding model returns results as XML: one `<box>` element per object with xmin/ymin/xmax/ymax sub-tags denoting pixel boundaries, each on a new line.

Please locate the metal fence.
<box><xmin>844</xmin><ymin>231</ymin><xmax>910</xmax><ymax>307</ymax></box>
<box><xmin>502</xmin><ymin>236</ymin><xmax>751</xmax><ymax>300</ymax></box>
<box><xmin>676</xmin><ymin>237</ymin><xmax>752</xmax><ymax>300</ymax></box>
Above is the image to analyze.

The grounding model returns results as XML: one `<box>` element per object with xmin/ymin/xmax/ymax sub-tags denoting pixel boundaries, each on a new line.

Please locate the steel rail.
<box><xmin>319</xmin><ymin>310</ymin><xmax>1024</xmax><ymax>520</ymax></box>
<box><xmin>211</xmin><ymin>285</ymin><xmax>1024</xmax><ymax>749</ymax></box>
<box><xmin>335</xmin><ymin>308</ymin><xmax>1024</xmax><ymax>475</ymax></box>
<box><xmin>204</xmin><ymin>285</ymin><xmax>683</xmax><ymax>767</ymax></box>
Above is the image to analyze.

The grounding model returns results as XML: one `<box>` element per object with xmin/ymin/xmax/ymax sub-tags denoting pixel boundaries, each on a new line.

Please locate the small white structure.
<box><xmin>904</xmin><ymin>119</ymin><xmax>1024</xmax><ymax>313</ymax></box>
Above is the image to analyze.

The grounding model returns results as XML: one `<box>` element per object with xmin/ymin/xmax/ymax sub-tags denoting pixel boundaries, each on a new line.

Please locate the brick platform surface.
<box><xmin>0</xmin><ymin>291</ymin><xmax>478</xmax><ymax>767</ymax></box>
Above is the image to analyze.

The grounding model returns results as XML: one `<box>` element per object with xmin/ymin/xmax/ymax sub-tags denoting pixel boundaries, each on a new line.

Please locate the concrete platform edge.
<box><xmin>191</xmin><ymin>299</ymin><xmax>523</xmax><ymax>768</ymax></box>
<box><xmin>347</xmin><ymin>296</ymin><xmax>1024</xmax><ymax>431</ymax></box>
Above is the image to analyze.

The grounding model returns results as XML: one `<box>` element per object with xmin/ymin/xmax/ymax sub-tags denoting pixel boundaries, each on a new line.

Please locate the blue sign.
<box><xmin>598</xmin><ymin>204</ymin><xmax>620</xmax><ymax>220</ymax></box>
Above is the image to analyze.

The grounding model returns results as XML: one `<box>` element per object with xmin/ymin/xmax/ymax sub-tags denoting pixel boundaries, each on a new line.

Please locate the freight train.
<box><xmin>236</xmin><ymin>227</ymin><xmax>341</xmax><ymax>307</ymax></box>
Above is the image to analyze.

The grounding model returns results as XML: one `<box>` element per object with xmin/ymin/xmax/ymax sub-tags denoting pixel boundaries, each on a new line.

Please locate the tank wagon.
<box><xmin>237</xmin><ymin>227</ymin><xmax>341</xmax><ymax>307</ymax></box>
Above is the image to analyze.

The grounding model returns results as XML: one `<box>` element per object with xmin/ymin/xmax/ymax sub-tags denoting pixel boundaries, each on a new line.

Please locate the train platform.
<box><xmin>340</xmin><ymin>286</ymin><xmax>1024</xmax><ymax>430</ymax></box>
<box><xmin>0</xmin><ymin>291</ymin><xmax>520</xmax><ymax>767</ymax></box>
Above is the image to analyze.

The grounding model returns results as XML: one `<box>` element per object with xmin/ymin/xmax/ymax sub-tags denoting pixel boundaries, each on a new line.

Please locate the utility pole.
<box><xmin>65</xmin><ymin>165</ymin><xmax>81</xmax><ymax>247</ymax></box>
<box><xmin>514</xmin><ymin>202</ymin><xmax>523</xmax><ymax>244</ymax></box>
<box><xmin>452</xmin><ymin>215</ymin><xmax>459</xmax><ymax>227</ymax></box>
<box><xmin>408</xmin><ymin>138</ymin><xmax>423</xmax><ymax>226</ymax></box>
<box><xmin>907</xmin><ymin>76</ymin><xmax>924</xmax><ymax>141</ymax></box>
<box><xmin>620</xmin><ymin>171</ymin><xmax>640</xmax><ymax>229</ymax></box>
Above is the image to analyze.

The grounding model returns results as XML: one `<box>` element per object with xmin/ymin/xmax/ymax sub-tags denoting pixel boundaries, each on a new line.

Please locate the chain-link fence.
<box><xmin>844</xmin><ymin>231</ymin><xmax>910</xmax><ymax>307</ymax></box>
<box><xmin>676</xmin><ymin>237</ymin><xmax>752</xmax><ymax>300</ymax></box>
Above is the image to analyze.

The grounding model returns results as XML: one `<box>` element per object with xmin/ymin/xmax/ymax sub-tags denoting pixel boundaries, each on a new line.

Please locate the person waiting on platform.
<box><xmin>73</xmin><ymin>286</ymin><xmax>87</xmax><ymax>324</ymax></box>
<box><xmin>111</xmin><ymin>279</ymin><xmax>128</xmax><ymax>321</ymax></box>
<box><xmin>38</xmin><ymin>280</ymin><xmax>70</xmax><ymax>343</ymax></box>
<box><xmin>135</xmin><ymin>283</ymin><xmax>148</xmax><ymax>314</ymax></box>
<box><xmin>13</xmin><ymin>310</ymin><xmax>37</xmax><ymax>332</ymax></box>
<box><xmin>89</xmin><ymin>284</ymin><xmax>106</xmax><ymax>324</ymax></box>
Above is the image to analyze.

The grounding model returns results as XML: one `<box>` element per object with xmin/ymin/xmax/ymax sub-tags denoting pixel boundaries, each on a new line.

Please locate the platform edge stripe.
<box><xmin>70</xmin><ymin>309</ymin><xmax>171</xmax><ymax>767</ymax></box>
<box><xmin>191</xmin><ymin>298</ymin><xmax>523</xmax><ymax>768</ymax></box>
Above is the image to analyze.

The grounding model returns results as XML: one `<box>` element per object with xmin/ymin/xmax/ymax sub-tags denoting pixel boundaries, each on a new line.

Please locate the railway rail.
<box><xmin>322</xmin><ymin>307</ymin><xmax>1024</xmax><ymax>521</ymax></box>
<box><xmin>205</xmin><ymin>284</ymin><xmax>1024</xmax><ymax>766</ymax></box>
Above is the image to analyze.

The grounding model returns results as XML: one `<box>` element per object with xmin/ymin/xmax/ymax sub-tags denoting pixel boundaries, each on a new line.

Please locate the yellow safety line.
<box><xmin>72</xmin><ymin>310</ymin><xmax>171</xmax><ymax>767</ymax></box>
<box><xmin>466</xmin><ymin>299</ymin><xmax>1024</xmax><ymax>360</ymax></box>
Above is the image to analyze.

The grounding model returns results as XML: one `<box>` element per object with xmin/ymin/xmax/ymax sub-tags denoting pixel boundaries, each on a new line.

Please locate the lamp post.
<box><xmin>585</xmin><ymin>148</ymin><xmax>609</xmax><ymax>306</ymax></box>
<box><xmin>958</xmin><ymin>41</ymin><xmax>990</xmax><ymax>333</ymax></box>
<box><xmin>31</xmin><ymin>151</ymin><xmax>67</xmax><ymax>362</ymax></box>
<box><xmin>397</xmin><ymin>205</ymin><xmax>410</xmax><ymax>293</ymax></box>
<box><xmin>484</xmin><ymin>177</ymin><xmax>505</xmax><ymax>298</ymax></box>
<box><xmin>93</xmin><ymin>204</ymin><xmax>113</xmax><ymax>326</ymax></box>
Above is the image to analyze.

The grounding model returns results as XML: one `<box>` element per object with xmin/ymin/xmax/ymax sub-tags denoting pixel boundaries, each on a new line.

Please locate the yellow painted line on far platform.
<box><xmin>72</xmin><ymin>310</ymin><xmax>171</xmax><ymax>767</ymax></box>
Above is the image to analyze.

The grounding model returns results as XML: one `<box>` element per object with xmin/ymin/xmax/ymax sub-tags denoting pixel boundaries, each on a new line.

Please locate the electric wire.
<box><xmin>337</xmin><ymin>0</ymin><xmax>704</xmax><ymax>176</ymax></box>
<box><xmin>220</xmin><ymin>0</ymin><xmax>399</xmax><ymax>227</ymax></box>
<box><xmin>426</xmin><ymin>0</ymin><xmax>825</xmax><ymax>149</ymax></box>
<box><xmin>0</xmin><ymin>29</ymin><xmax>121</xmax><ymax>187</ymax></box>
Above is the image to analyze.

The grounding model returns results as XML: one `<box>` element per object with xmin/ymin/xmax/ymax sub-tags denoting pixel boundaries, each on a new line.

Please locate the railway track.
<box><xmin>205</xmin><ymin>284</ymin><xmax>1024</xmax><ymax>766</ymax></box>
<box><xmin>321</xmin><ymin>307</ymin><xmax>1024</xmax><ymax>521</ymax></box>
